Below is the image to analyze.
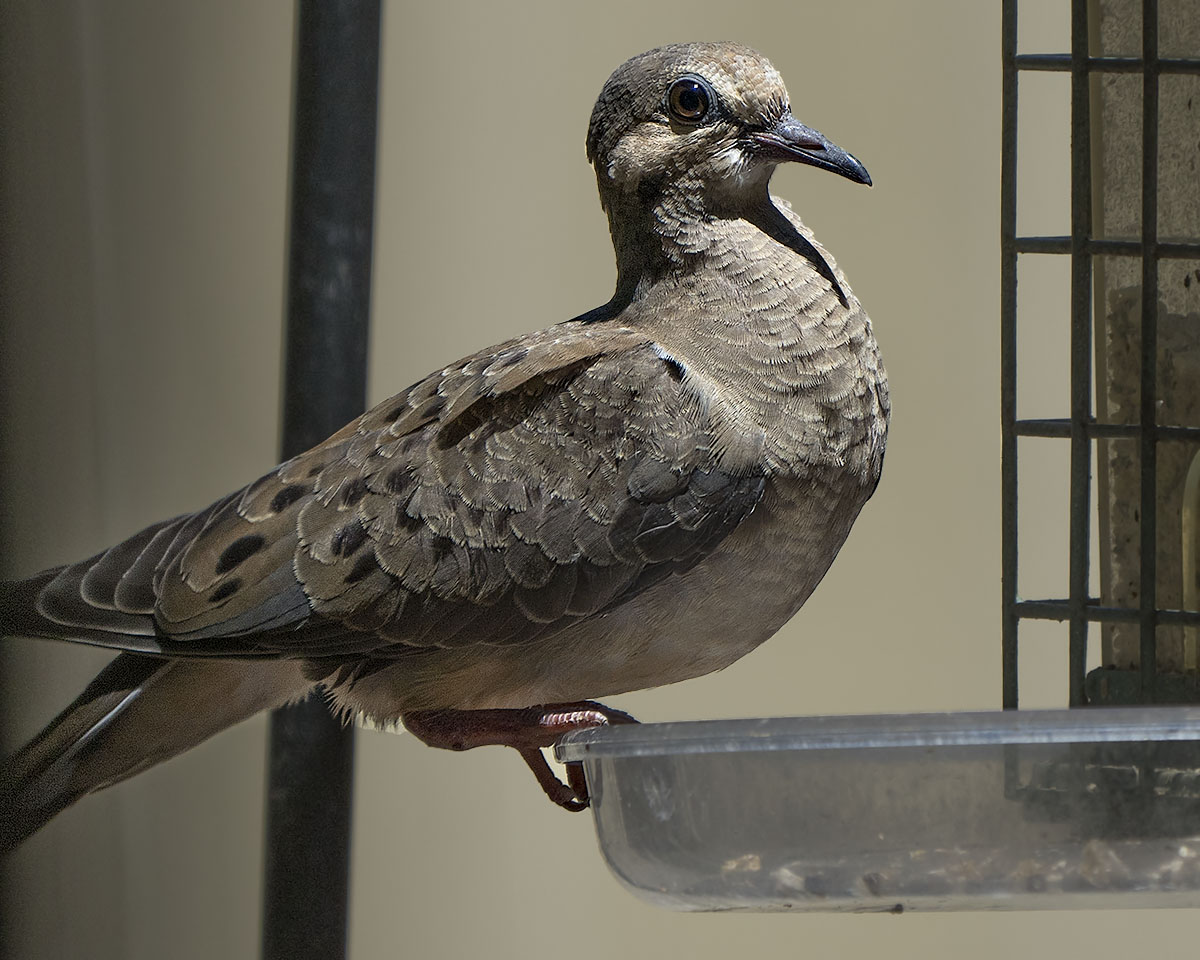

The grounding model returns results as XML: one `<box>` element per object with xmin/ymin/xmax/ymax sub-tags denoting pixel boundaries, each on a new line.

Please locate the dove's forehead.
<box><xmin>604</xmin><ymin>42</ymin><xmax>789</xmax><ymax>120</ymax></box>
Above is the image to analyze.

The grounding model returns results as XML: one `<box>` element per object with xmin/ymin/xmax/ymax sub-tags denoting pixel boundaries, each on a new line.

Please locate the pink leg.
<box><xmin>400</xmin><ymin>701</ymin><xmax>637</xmax><ymax>811</ymax></box>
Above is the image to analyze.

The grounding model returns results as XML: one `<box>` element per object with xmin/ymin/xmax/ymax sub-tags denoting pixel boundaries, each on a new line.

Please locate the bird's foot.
<box><xmin>400</xmin><ymin>701</ymin><xmax>637</xmax><ymax>812</ymax></box>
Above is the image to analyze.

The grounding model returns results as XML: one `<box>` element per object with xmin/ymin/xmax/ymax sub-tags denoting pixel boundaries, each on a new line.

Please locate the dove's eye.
<box><xmin>667</xmin><ymin>77</ymin><xmax>712</xmax><ymax>123</ymax></box>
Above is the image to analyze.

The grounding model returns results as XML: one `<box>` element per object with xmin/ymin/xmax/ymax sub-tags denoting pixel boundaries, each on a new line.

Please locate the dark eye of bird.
<box><xmin>667</xmin><ymin>77</ymin><xmax>710</xmax><ymax>123</ymax></box>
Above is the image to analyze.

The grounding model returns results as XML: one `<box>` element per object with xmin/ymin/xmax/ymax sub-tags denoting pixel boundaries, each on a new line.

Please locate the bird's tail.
<box><xmin>1</xmin><ymin>651</ymin><xmax>312</xmax><ymax>852</ymax></box>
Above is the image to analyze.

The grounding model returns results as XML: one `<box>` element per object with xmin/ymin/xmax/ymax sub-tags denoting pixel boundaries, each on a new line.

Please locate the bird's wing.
<box><xmin>13</xmin><ymin>320</ymin><xmax>767</xmax><ymax>658</ymax></box>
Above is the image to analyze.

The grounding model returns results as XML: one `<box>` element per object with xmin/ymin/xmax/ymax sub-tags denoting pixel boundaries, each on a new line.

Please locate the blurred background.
<box><xmin>2</xmin><ymin>1</ymin><xmax>1195</xmax><ymax>958</ymax></box>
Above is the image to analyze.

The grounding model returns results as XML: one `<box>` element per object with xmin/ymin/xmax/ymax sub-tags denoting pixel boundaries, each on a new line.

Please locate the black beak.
<box><xmin>750</xmin><ymin>114</ymin><xmax>871</xmax><ymax>186</ymax></box>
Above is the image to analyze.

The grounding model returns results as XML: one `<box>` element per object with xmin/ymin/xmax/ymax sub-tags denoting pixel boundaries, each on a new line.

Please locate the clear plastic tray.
<box><xmin>555</xmin><ymin>707</ymin><xmax>1200</xmax><ymax>912</ymax></box>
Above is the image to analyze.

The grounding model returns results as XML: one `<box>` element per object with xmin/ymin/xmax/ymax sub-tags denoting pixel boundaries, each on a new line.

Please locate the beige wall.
<box><xmin>2</xmin><ymin>1</ymin><xmax>1194</xmax><ymax>958</ymax></box>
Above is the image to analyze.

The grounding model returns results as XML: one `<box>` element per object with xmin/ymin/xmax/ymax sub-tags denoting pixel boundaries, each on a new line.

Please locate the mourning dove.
<box><xmin>1</xmin><ymin>41</ymin><xmax>887</xmax><ymax>848</ymax></box>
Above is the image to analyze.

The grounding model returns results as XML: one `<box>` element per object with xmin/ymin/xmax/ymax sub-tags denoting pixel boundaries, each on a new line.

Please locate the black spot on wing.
<box><xmin>208</xmin><ymin>579</ymin><xmax>241</xmax><ymax>603</ymax></box>
<box><xmin>395</xmin><ymin>510</ymin><xmax>423</xmax><ymax>534</ymax></box>
<box><xmin>343</xmin><ymin>552</ymin><xmax>377</xmax><ymax>584</ymax></box>
<box><xmin>340</xmin><ymin>477</ymin><xmax>369</xmax><ymax>508</ymax></box>
<box><xmin>415</xmin><ymin>393</ymin><xmax>446</xmax><ymax>420</ymax></box>
<box><xmin>384</xmin><ymin>466</ymin><xmax>415</xmax><ymax>496</ymax></box>
<box><xmin>271</xmin><ymin>484</ymin><xmax>308</xmax><ymax>513</ymax></box>
<box><xmin>331</xmin><ymin>519</ymin><xmax>369</xmax><ymax>558</ymax></box>
<box><xmin>215</xmin><ymin>534</ymin><xmax>267</xmax><ymax>574</ymax></box>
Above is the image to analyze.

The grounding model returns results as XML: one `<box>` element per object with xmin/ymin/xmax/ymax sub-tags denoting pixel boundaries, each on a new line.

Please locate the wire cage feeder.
<box><xmin>551</xmin><ymin>0</ymin><xmax>1200</xmax><ymax>913</ymax></box>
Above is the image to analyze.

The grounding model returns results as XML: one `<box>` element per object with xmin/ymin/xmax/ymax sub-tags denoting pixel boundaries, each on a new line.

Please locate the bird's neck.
<box><xmin>602</xmin><ymin>175</ymin><xmax>736</xmax><ymax>284</ymax></box>
<box><xmin>601</xmin><ymin>179</ymin><xmax>846</xmax><ymax>310</ymax></box>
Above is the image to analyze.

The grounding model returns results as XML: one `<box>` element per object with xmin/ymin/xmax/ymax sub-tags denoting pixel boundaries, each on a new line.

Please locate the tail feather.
<box><xmin>1</xmin><ymin>652</ymin><xmax>313</xmax><ymax>851</ymax></box>
<box><xmin>0</xmin><ymin>570</ymin><xmax>165</xmax><ymax>655</ymax></box>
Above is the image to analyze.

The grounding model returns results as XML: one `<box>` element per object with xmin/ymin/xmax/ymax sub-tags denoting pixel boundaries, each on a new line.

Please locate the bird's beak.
<box><xmin>750</xmin><ymin>114</ymin><xmax>872</xmax><ymax>186</ymax></box>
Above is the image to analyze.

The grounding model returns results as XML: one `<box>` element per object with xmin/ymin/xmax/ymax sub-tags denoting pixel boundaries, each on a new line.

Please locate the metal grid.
<box><xmin>1001</xmin><ymin>0</ymin><xmax>1200</xmax><ymax>709</ymax></box>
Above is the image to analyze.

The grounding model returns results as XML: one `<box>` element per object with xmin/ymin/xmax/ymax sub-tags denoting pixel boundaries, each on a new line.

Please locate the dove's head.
<box><xmin>587</xmin><ymin>42</ymin><xmax>870</xmax><ymax>216</ymax></box>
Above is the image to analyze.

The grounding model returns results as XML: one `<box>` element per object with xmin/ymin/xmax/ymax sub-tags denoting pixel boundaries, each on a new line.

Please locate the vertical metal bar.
<box><xmin>262</xmin><ymin>3</ymin><xmax>381</xmax><ymax>959</ymax></box>
<box><xmin>1068</xmin><ymin>0</ymin><xmax>1094</xmax><ymax>707</ymax></box>
<box><xmin>1089</xmin><ymin>0</ymin><xmax>1115</xmax><ymax>676</ymax></box>
<box><xmin>1001</xmin><ymin>0</ymin><xmax>1020</xmax><ymax>710</ymax></box>
<box><xmin>1185</xmin><ymin>451</ymin><xmax>1200</xmax><ymax>672</ymax></box>
<box><xmin>1138</xmin><ymin>0</ymin><xmax>1159</xmax><ymax>701</ymax></box>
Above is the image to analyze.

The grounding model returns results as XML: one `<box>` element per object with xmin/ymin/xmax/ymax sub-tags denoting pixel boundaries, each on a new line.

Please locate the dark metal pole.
<box><xmin>262</xmin><ymin>3</ymin><xmax>381</xmax><ymax>959</ymax></box>
<box><xmin>1137</xmin><ymin>0</ymin><xmax>1159</xmax><ymax>702</ymax></box>
<box><xmin>1067</xmin><ymin>0</ymin><xmax>1093</xmax><ymax>708</ymax></box>
<box><xmin>1000</xmin><ymin>0</ymin><xmax>1019</xmax><ymax>711</ymax></box>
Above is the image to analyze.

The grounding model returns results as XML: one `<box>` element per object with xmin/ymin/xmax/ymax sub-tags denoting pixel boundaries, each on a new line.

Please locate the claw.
<box><xmin>518</xmin><ymin>748</ymin><xmax>588</xmax><ymax>812</ymax></box>
<box><xmin>401</xmin><ymin>701</ymin><xmax>637</xmax><ymax>810</ymax></box>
